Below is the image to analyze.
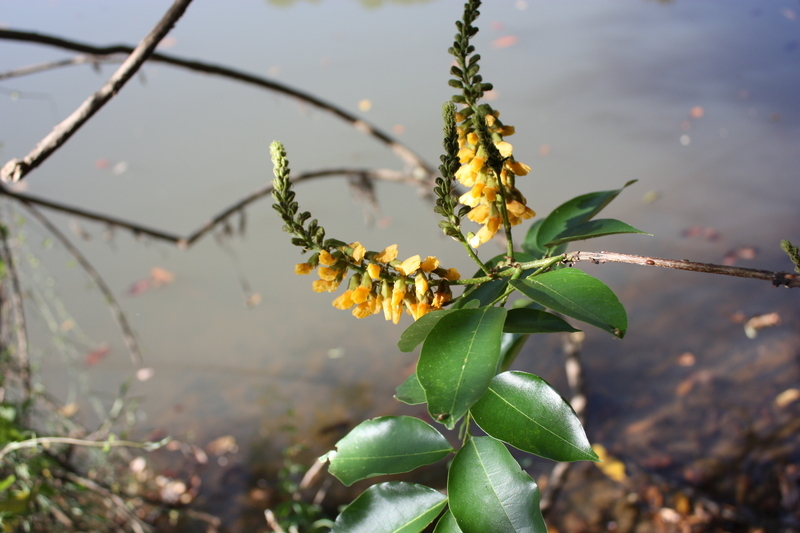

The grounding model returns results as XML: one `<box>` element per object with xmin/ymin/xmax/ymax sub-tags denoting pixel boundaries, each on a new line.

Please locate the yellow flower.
<box><xmin>414</xmin><ymin>272</ymin><xmax>429</xmax><ymax>300</ymax></box>
<box><xmin>318</xmin><ymin>250</ymin><xmax>335</xmax><ymax>266</ymax></box>
<box><xmin>317</xmin><ymin>266</ymin><xmax>339</xmax><ymax>281</ymax></box>
<box><xmin>442</xmin><ymin>268</ymin><xmax>461</xmax><ymax>281</ymax></box>
<box><xmin>313</xmin><ymin>279</ymin><xmax>340</xmax><ymax>293</ymax></box>
<box><xmin>352</xmin><ymin>301</ymin><xmax>373</xmax><ymax>319</ymax></box>
<box><xmin>366</xmin><ymin>263</ymin><xmax>382</xmax><ymax>280</ymax></box>
<box><xmin>351</xmin><ymin>285</ymin><xmax>371</xmax><ymax>304</ymax></box>
<box><xmin>349</xmin><ymin>241</ymin><xmax>366</xmax><ymax>262</ymax></box>
<box><xmin>332</xmin><ymin>290</ymin><xmax>355</xmax><ymax>310</ymax></box>
<box><xmin>495</xmin><ymin>141</ymin><xmax>513</xmax><ymax>158</ymax></box>
<box><xmin>506</xmin><ymin>160</ymin><xmax>530</xmax><ymax>176</ymax></box>
<box><xmin>420</xmin><ymin>256</ymin><xmax>439</xmax><ymax>273</ymax></box>
<box><xmin>375</xmin><ymin>244</ymin><xmax>398</xmax><ymax>263</ymax></box>
<box><xmin>295</xmin><ymin>263</ymin><xmax>313</xmax><ymax>275</ymax></box>
<box><xmin>396</xmin><ymin>255</ymin><xmax>421</xmax><ymax>276</ymax></box>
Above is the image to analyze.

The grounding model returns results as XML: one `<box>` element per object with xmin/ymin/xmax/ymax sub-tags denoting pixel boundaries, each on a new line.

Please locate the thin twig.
<box><xmin>0</xmin><ymin>54</ymin><xmax>101</xmax><ymax>81</ymax></box>
<box><xmin>1</xmin><ymin>168</ymin><xmax>422</xmax><ymax>247</ymax></box>
<box><xmin>565</xmin><ymin>250</ymin><xmax>800</xmax><ymax>288</ymax></box>
<box><xmin>19</xmin><ymin>202</ymin><xmax>144</xmax><ymax>366</ymax></box>
<box><xmin>63</xmin><ymin>471</ymin><xmax>152</xmax><ymax>533</ymax></box>
<box><xmin>0</xmin><ymin>28</ymin><xmax>436</xmax><ymax>179</ymax></box>
<box><xmin>0</xmin><ymin>0</ymin><xmax>194</xmax><ymax>183</ymax></box>
<box><xmin>0</xmin><ymin>435</ymin><xmax>167</xmax><ymax>462</ymax></box>
<box><xmin>0</xmin><ymin>208</ymin><xmax>30</xmax><ymax>399</ymax></box>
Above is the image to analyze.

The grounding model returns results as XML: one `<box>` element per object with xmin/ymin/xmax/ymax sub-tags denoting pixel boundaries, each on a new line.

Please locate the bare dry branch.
<box><xmin>19</xmin><ymin>202</ymin><xmax>144</xmax><ymax>366</ymax></box>
<box><xmin>0</xmin><ymin>0</ymin><xmax>194</xmax><ymax>183</ymax></box>
<box><xmin>1</xmin><ymin>168</ymin><xmax>424</xmax><ymax>248</ymax></box>
<box><xmin>0</xmin><ymin>209</ymin><xmax>30</xmax><ymax>397</ymax></box>
<box><xmin>0</xmin><ymin>28</ymin><xmax>436</xmax><ymax>179</ymax></box>
<box><xmin>565</xmin><ymin>250</ymin><xmax>800</xmax><ymax>288</ymax></box>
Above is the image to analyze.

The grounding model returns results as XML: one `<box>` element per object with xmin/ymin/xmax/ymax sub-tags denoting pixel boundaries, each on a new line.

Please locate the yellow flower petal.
<box><xmin>396</xmin><ymin>255</ymin><xmax>421</xmax><ymax>276</ymax></box>
<box><xmin>352</xmin><ymin>302</ymin><xmax>372</xmax><ymax>319</ymax></box>
<box><xmin>318</xmin><ymin>250</ymin><xmax>335</xmax><ymax>266</ymax></box>
<box><xmin>349</xmin><ymin>242</ymin><xmax>366</xmax><ymax>262</ymax></box>
<box><xmin>366</xmin><ymin>263</ymin><xmax>382</xmax><ymax>280</ymax></box>
<box><xmin>420</xmin><ymin>256</ymin><xmax>439</xmax><ymax>273</ymax></box>
<box><xmin>443</xmin><ymin>268</ymin><xmax>461</xmax><ymax>281</ymax></box>
<box><xmin>415</xmin><ymin>272</ymin><xmax>429</xmax><ymax>300</ymax></box>
<box><xmin>495</xmin><ymin>141</ymin><xmax>513</xmax><ymax>158</ymax></box>
<box><xmin>467</xmin><ymin>132</ymin><xmax>479</xmax><ymax>145</ymax></box>
<box><xmin>375</xmin><ymin>244</ymin><xmax>398</xmax><ymax>263</ymax></box>
<box><xmin>351</xmin><ymin>286</ymin><xmax>371</xmax><ymax>304</ymax></box>
<box><xmin>332</xmin><ymin>290</ymin><xmax>355</xmax><ymax>310</ymax></box>
<box><xmin>467</xmin><ymin>204</ymin><xmax>490</xmax><ymax>224</ymax></box>
<box><xmin>458</xmin><ymin>147</ymin><xmax>476</xmax><ymax>164</ymax></box>
<box><xmin>507</xmin><ymin>160</ymin><xmax>530</xmax><ymax>176</ymax></box>
<box><xmin>312</xmin><ymin>279</ymin><xmax>339</xmax><ymax>293</ymax></box>
<box><xmin>317</xmin><ymin>266</ymin><xmax>339</xmax><ymax>281</ymax></box>
<box><xmin>294</xmin><ymin>263</ymin><xmax>313</xmax><ymax>275</ymax></box>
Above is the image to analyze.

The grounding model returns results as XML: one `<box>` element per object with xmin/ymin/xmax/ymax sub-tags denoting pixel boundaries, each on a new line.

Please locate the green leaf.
<box><xmin>536</xmin><ymin>180</ymin><xmax>637</xmax><ymax>250</ymax></box>
<box><xmin>544</xmin><ymin>218</ymin><xmax>650</xmax><ymax>247</ymax></box>
<box><xmin>0</xmin><ymin>475</ymin><xmax>15</xmax><ymax>493</ymax></box>
<box><xmin>448</xmin><ymin>437</ymin><xmax>547</xmax><ymax>533</ymax></box>
<box><xmin>504</xmin><ymin>308</ymin><xmax>579</xmax><ymax>334</ymax></box>
<box><xmin>418</xmin><ymin>307</ymin><xmax>507</xmax><ymax>429</ymax></box>
<box><xmin>433</xmin><ymin>508</ymin><xmax>463</xmax><ymax>533</ymax></box>
<box><xmin>521</xmin><ymin>219</ymin><xmax>547</xmax><ymax>258</ymax></box>
<box><xmin>395</xmin><ymin>373</ymin><xmax>426</xmax><ymax>405</ymax></box>
<box><xmin>511</xmin><ymin>269</ymin><xmax>627</xmax><ymax>338</ymax></box>
<box><xmin>331</xmin><ymin>482</ymin><xmax>447</xmax><ymax>533</ymax></box>
<box><xmin>399</xmin><ymin>310</ymin><xmax>454</xmax><ymax>353</ymax></box>
<box><xmin>471</xmin><ymin>371</ymin><xmax>598</xmax><ymax>462</ymax></box>
<box><xmin>498</xmin><ymin>332</ymin><xmax>529</xmax><ymax>373</ymax></box>
<box><xmin>327</xmin><ymin>417</ymin><xmax>453</xmax><ymax>486</ymax></box>
<box><xmin>452</xmin><ymin>279</ymin><xmax>506</xmax><ymax>309</ymax></box>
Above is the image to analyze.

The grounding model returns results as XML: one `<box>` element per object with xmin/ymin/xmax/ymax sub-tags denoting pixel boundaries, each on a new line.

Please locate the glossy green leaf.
<box><xmin>521</xmin><ymin>219</ymin><xmax>547</xmax><ymax>258</ymax></box>
<box><xmin>327</xmin><ymin>417</ymin><xmax>453</xmax><ymax>486</ymax></box>
<box><xmin>448</xmin><ymin>437</ymin><xmax>546</xmax><ymax>533</ymax></box>
<box><xmin>498</xmin><ymin>332</ymin><xmax>529</xmax><ymax>373</ymax></box>
<box><xmin>398</xmin><ymin>309</ymin><xmax>454</xmax><ymax>353</ymax></box>
<box><xmin>331</xmin><ymin>481</ymin><xmax>447</xmax><ymax>533</ymax></box>
<box><xmin>511</xmin><ymin>269</ymin><xmax>627</xmax><ymax>338</ymax></box>
<box><xmin>503</xmin><ymin>308</ymin><xmax>579</xmax><ymax>334</ymax></box>
<box><xmin>536</xmin><ymin>180</ymin><xmax>637</xmax><ymax>250</ymax></box>
<box><xmin>417</xmin><ymin>307</ymin><xmax>507</xmax><ymax>429</ymax></box>
<box><xmin>471</xmin><ymin>371</ymin><xmax>598</xmax><ymax>462</ymax></box>
<box><xmin>433</xmin><ymin>508</ymin><xmax>463</xmax><ymax>533</ymax></box>
<box><xmin>452</xmin><ymin>279</ymin><xmax>506</xmax><ymax>309</ymax></box>
<box><xmin>544</xmin><ymin>218</ymin><xmax>650</xmax><ymax>247</ymax></box>
<box><xmin>395</xmin><ymin>373</ymin><xmax>426</xmax><ymax>405</ymax></box>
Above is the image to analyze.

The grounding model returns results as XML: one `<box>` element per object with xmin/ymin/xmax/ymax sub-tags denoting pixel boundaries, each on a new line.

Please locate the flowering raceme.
<box><xmin>455</xmin><ymin>111</ymin><xmax>536</xmax><ymax>247</ymax></box>
<box><xmin>295</xmin><ymin>242</ymin><xmax>460</xmax><ymax>324</ymax></box>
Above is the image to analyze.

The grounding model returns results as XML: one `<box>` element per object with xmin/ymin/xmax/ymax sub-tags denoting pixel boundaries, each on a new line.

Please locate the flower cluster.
<box><xmin>295</xmin><ymin>242</ymin><xmax>460</xmax><ymax>323</ymax></box>
<box><xmin>455</xmin><ymin>111</ymin><xmax>536</xmax><ymax>247</ymax></box>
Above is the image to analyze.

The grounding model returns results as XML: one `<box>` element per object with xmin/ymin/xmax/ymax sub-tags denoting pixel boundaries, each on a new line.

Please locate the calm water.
<box><xmin>2</xmin><ymin>0</ymin><xmax>799</xmax><ymax>528</ymax></box>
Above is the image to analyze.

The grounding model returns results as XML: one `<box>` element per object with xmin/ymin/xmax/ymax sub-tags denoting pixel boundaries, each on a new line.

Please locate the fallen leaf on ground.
<box><xmin>592</xmin><ymin>443</ymin><xmax>627</xmax><ymax>482</ymax></box>
<box><xmin>206</xmin><ymin>435</ymin><xmax>238</xmax><ymax>456</ymax></box>
<box><xmin>59</xmin><ymin>403</ymin><xmax>79</xmax><ymax>417</ymax></box>
<box><xmin>775</xmin><ymin>388</ymin><xmax>800</xmax><ymax>408</ymax></box>
<box><xmin>744</xmin><ymin>312</ymin><xmax>780</xmax><ymax>339</ymax></box>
